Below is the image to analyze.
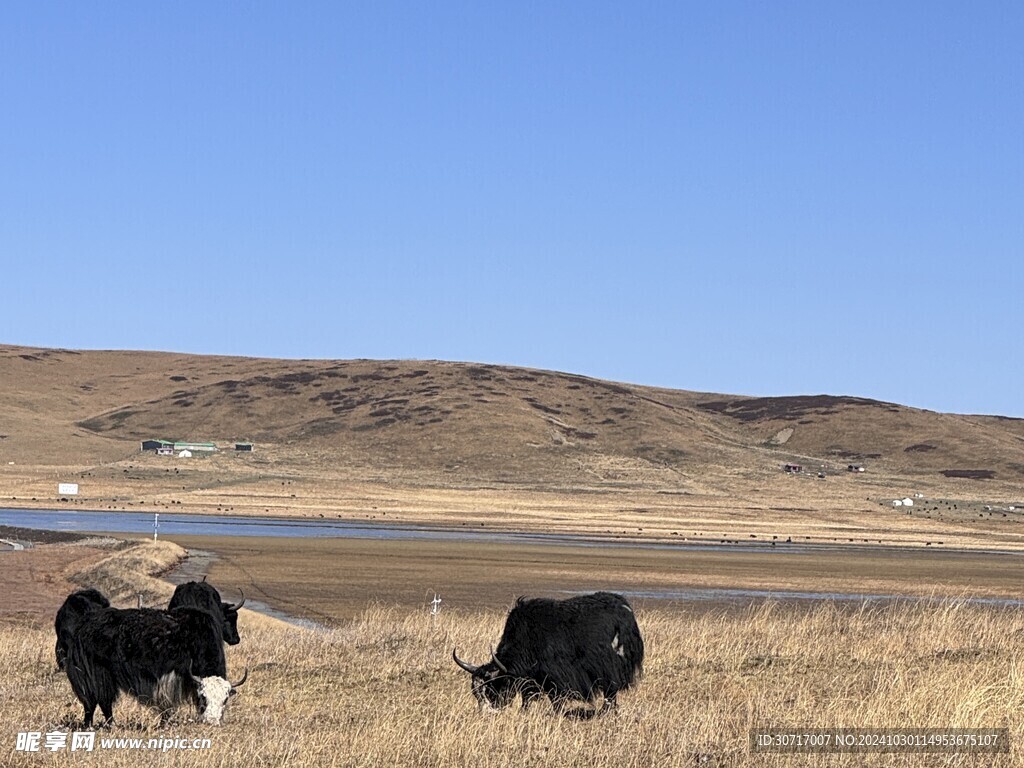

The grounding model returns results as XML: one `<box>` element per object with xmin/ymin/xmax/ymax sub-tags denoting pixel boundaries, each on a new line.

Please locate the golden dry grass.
<box><xmin>3</xmin><ymin>599</ymin><xmax>1024</xmax><ymax>767</ymax></box>
<box><xmin>64</xmin><ymin>538</ymin><xmax>186</xmax><ymax>606</ymax></box>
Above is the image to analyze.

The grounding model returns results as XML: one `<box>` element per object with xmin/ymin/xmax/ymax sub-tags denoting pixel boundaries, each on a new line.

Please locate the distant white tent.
<box><xmin>178</xmin><ymin>449</ymin><xmax>193</xmax><ymax>458</ymax></box>
<box><xmin>892</xmin><ymin>500</ymin><xmax>903</xmax><ymax>507</ymax></box>
<box><xmin>902</xmin><ymin>498</ymin><xmax>914</xmax><ymax>507</ymax></box>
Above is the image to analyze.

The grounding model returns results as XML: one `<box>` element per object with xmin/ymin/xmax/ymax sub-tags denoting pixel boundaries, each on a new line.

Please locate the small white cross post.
<box><xmin>430</xmin><ymin>593</ymin><xmax>441</xmax><ymax>620</ymax></box>
<box><xmin>153</xmin><ymin>513</ymin><xmax>159</xmax><ymax>541</ymax></box>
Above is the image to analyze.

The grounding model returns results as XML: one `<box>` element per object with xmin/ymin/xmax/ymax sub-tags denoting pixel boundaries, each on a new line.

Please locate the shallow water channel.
<box><xmin>4</xmin><ymin>508</ymin><xmax>1024</xmax><ymax>617</ymax></box>
<box><xmin>0</xmin><ymin>507</ymin><xmax>791</xmax><ymax>551</ymax></box>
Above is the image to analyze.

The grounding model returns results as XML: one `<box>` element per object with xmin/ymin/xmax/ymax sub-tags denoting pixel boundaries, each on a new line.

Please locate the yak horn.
<box><xmin>491</xmin><ymin>649</ymin><xmax>508</xmax><ymax>675</ymax></box>
<box><xmin>452</xmin><ymin>648</ymin><xmax>479</xmax><ymax>674</ymax></box>
<box><xmin>230</xmin><ymin>667</ymin><xmax>249</xmax><ymax>689</ymax></box>
<box><xmin>228</xmin><ymin>589</ymin><xmax>246</xmax><ymax>611</ymax></box>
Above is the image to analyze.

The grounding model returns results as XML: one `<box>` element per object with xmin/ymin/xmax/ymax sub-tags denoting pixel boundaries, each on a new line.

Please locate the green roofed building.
<box><xmin>173</xmin><ymin>441</ymin><xmax>218</xmax><ymax>452</ymax></box>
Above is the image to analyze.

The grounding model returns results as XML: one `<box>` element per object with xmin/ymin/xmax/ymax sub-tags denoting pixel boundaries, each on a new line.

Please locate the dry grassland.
<box><xmin>3</xmin><ymin>541</ymin><xmax>1024</xmax><ymax>767</ymax></box>
<box><xmin>4</xmin><ymin>598</ymin><xmax>1024</xmax><ymax>767</ymax></box>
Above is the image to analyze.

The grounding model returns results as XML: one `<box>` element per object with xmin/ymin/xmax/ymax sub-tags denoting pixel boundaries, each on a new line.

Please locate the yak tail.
<box><xmin>65</xmin><ymin>638</ymin><xmax>119</xmax><ymax>713</ymax></box>
<box><xmin>616</xmin><ymin>611</ymin><xmax>645</xmax><ymax>683</ymax></box>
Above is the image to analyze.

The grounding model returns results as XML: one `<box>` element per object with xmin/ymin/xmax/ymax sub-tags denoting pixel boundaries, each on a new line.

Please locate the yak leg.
<box><xmin>80</xmin><ymin>701</ymin><xmax>97</xmax><ymax>730</ymax></box>
<box><xmin>552</xmin><ymin>696</ymin><xmax>598</xmax><ymax>720</ymax></box>
<box><xmin>602</xmin><ymin>686</ymin><xmax>619</xmax><ymax>713</ymax></box>
<box><xmin>519</xmin><ymin>681</ymin><xmax>544</xmax><ymax>711</ymax></box>
<box><xmin>96</xmin><ymin>676</ymin><xmax>117</xmax><ymax>727</ymax></box>
<box><xmin>67</xmin><ymin>674</ymin><xmax>98</xmax><ymax>728</ymax></box>
<box><xmin>96</xmin><ymin>673</ymin><xmax>117</xmax><ymax>727</ymax></box>
<box><xmin>563</xmin><ymin>706</ymin><xmax>599</xmax><ymax>720</ymax></box>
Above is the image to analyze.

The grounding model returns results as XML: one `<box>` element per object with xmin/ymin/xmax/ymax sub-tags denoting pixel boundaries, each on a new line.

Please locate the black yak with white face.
<box><xmin>168</xmin><ymin>580</ymin><xmax>245</xmax><ymax>645</ymax></box>
<box><xmin>65</xmin><ymin>606</ymin><xmax>247</xmax><ymax>727</ymax></box>
<box><xmin>453</xmin><ymin>592</ymin><xmax>643</xmax><ymax>718</ymax></box>
<box><xmin>55</xmin><ymin>588</ymin><xmax>110</xmax><ymax>671</ymax></box>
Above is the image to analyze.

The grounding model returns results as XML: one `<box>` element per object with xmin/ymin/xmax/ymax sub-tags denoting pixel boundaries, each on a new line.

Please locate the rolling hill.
<box><xmin>1</xmin><ymin>343</ymin><xmax>1022</xmax><ymax>493</ymax></box>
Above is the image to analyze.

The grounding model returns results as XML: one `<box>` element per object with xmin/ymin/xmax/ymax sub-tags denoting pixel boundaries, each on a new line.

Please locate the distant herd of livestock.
<box><xmin>54</xmin><ymin>584</ymin><xmax>645</xmax><ymax>726</ymax></box>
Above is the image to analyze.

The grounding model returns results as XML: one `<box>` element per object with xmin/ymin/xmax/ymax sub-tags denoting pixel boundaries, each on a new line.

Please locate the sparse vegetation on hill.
<box><xmin>1</xmin><ymin>344</ymin><xmax>1022</xmax><ymax>489</ymax></box>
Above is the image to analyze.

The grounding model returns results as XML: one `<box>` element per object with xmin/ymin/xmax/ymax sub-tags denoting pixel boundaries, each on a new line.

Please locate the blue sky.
<box><xmin>2</xmin><ymin>2</ymin><xmax>1021</xmax><ymax>415</ymax></box>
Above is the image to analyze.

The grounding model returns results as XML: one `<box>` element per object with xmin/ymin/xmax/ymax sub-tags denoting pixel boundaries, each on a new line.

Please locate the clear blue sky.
<box><xmin>2</xmin><ymin>3</ymin><xmax>1021</xmax><ymax>416</ymax></box>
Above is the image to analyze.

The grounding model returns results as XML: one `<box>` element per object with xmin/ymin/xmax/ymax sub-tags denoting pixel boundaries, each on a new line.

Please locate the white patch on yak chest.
<box><xmin>152</xmin><ymin>672</ymin><xmax>189</xmax><ymax>711</ymax></box>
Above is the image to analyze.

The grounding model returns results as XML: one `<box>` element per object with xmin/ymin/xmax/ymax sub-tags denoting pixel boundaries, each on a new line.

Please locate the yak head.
<box><xmin>452</xmin><ymin>649</ymin><xmax>517</xmax><ymax>710</ymax></box>
<box><xmin>171</xmin><ymin>581</ymin><xmax>245</xmax><ymax>646</ymax></box>
<box><xmin>190</xmin><ymin>668</ymin><xmax>248</xmax><ymax>725</ymax></box>
<box><xmin>219</xmin><ymin>589</ymin><xmax>245</xmax><ymax>645</ymax></box>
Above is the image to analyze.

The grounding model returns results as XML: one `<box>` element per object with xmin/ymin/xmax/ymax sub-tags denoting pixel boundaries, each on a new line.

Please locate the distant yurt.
<box><xmin>892</xmin><ymin>500</ymin><xmax>903</xmax><ymax>507</ymax></box>
<box><xmin>902</xmin><ymin>498</ymin><xmax>914</xmax><ymax>507</ymax></box>
<box><xmin>178</xmin><ymin>449</ymin><xmax>193</xmax><ymax>458</ymax></box>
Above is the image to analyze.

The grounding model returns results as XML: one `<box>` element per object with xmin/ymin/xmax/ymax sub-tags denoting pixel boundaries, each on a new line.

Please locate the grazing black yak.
<box><xmin>65</xmin><ymin>606</ymin><xmax>247</xmax><ymax>727</ymax></box>
<box><xmin>453</xmin><ymin>591</ymin><xmax>643</xmax><ymax>718</ymax></box>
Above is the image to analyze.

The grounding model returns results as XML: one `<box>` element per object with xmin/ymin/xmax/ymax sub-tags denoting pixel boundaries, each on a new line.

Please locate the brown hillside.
<box><xmin>1</xmin><ymin>344</ymin><xmax>1023</xmax><ymax>488</ymax></box>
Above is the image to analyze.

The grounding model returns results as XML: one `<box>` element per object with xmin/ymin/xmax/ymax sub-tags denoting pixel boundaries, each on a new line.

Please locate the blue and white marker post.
<box><xmin>153</xmin><ymin>513</ymin><xmax>159</xmax><ymax>541</ymax></box>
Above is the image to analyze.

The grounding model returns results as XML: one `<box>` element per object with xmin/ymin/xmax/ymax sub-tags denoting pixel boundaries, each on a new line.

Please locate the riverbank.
<box><xmin>169</xmin><ymin>532</ymin><xmax>1024</xmax><ymax>624</ymax></box>
<box><xmin>4</xmin><ymin>454</ymin><xmax>1024</xmax><ymax>556</ymax></box>
<box><xmin>8</xmin><ymin>507</ymin><xmax>1023</xmax><ymax>555</ymax></box>
<box><xmin>7</xmin><ymin>508</ymin><xmax>1024</xmax><ymax>626</ymax></box>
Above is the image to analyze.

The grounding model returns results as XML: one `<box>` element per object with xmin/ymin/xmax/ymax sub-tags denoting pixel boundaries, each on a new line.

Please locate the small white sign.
<box><xmin>58</xmin><ymin>483</ymin><xmax>79</xmax><ymax>496</ymax></box>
